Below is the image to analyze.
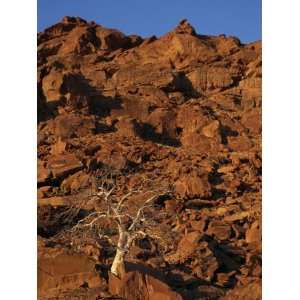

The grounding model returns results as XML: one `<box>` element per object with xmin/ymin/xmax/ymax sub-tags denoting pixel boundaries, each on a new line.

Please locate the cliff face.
<box><xmin>37</xmin><ymin>17</ymin><xmax>261</xmax><ymax>300</ymax></box>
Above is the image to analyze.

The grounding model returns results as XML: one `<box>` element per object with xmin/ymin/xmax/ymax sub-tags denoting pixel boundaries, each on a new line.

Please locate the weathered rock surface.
<box><xmin>47</xmin><ymin>153</ymin><xmax>83</xmax><ymax>179</ymax></box>
<box><xmin>37</xmin><ymin>16</ymin><xmax>261</xmax><ymax>300</ymax></box>
<box><xmin>109</xmin><ymin>271</ymin><xmax>183</xmax><ymax>300</ymax></box>
<box><xmin>38</xmin><ymin>244</ymin><xmax>103</xmax><ymax>298</ymax></box>
<box><xmin>221</xmin><ymin>279</ymin><xmax>261</xmax><ymax>300</ymax></box>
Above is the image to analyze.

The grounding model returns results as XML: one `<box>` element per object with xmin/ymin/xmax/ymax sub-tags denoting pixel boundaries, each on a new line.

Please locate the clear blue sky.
<box><xmin>38</xmin><ymin>0</ymin><xmax>261</xmax><ymax>43</ymax></box>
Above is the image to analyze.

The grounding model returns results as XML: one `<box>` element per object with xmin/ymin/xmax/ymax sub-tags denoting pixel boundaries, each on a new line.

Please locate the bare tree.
<box><xmin>71</xmin><ymin>167</ymin><xmax>171</xmax><ymax>278</ymax></box>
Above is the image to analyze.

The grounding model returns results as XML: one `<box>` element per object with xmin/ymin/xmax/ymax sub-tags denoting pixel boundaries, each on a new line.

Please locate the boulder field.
<box><xmin>37</xmin><ymin>17</ymin><xmax>261</xmax><ymax>300</ymax></box>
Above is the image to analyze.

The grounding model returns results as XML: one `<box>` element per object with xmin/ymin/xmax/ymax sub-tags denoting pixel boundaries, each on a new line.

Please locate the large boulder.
<box><xmin>165</xmin><ymin>233</ymin><xmax>219</xmax><ymax>282</ymax></box>
<box><xmin>109</xmin><ymin>271</ymin><xmax>182</xmax><ymax>300</ymax></box>
<box><xmin>58</xmin><ymin>25</ymin><xmax>100</xmax><ymax>56</ymax></box>
<box><xmin>42</xmin><ymin>69</ymin><xmax>64</xmax><ymax>103</ymax></box>
<box><xmin>221</xmin><ymin>280</ymin><xmax>261</xmax><ymax>300</ymax></box>
<box><xmin>38</xmin><ymin>250</ymin><xmax>102</xmax><ymax>298</ymax></box>
<box><xmin>174</xmin><ymin>19</ymin><xmax>197</xmax><ymax>36</ymax></box>
<box><xmin>54</xmin><ymin>114</ymin><xmax>96</xmax><ymax>140</ymax></box>
<box><xmin>37</xmin><ymin>160</ymin><xmax>52</xmax><ymax>185</ymax></box>
<box><xmin>187</xmin><ymin>67</ymin><xmax>234</xmax><ymax>93</ymax></box>
<box><xmin>245</xmin><ymin>220</ymin><xmax>261</xmax><ymax>244</ymax></box>
<box><xmin>111</xmin><ymin>63</ymin><xmax>176</xmax><ymax>90</ymax></box>
<box><xmin>175</xmin><ymin>171</ymin><xmax>211</xmax><ymax>199</ymax></box>
<box><xmin>207</xmin><ymin>221</ymin><xmax>232</xmax><ymax>241</ymax></box>
<box><xmin>47</xmin><ymin>153</ymin><xmax>84</xmax><ymax>180</ymax></box>
<box><xmin>60</xmin><ymin>170</ymin><xmax>90</xmax><ymax>192</ymax></box>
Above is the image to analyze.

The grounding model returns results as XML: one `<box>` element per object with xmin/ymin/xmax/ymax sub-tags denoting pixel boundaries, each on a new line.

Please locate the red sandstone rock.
<box><xmin>246</xmin><ymin>220</ymin><xmax>261</xmax><ymax>244</ymax></box>
<box><xmin>37</xmin><ymin>16</ymin><xmax>262</xmax><ymax>299</ymax></box>
<box><xmin>38</xmin><ymin>250</ymin><xmax>102</xmax><ymax>298</ymax></box>
<box><xmin>175</xmin><ymin>171</ymin><xmax>211</xmax><ymax>199</ymax></box>
<box><xmin>207</xmin><ymin>221</ymin><xmax>232</xmax><ymax>241</ymax></box>
<box><xmin>61</xmin><ymin>170</ymin><xmax>90</xmax><ymax>192</ymax></box>
<box><xmin>109</xmin><ymin>271</ymin><xmax>183</xmax><ymax>300</ymax></box>
<box><xmin>221</xmin><ymin>280</ymin><xmax>261</xmax><ymax>300</ymax></box>
<box><xmin>47</xmin><ymin>153</ymin><xmax>83</xmax><ymax>179</ymax></box>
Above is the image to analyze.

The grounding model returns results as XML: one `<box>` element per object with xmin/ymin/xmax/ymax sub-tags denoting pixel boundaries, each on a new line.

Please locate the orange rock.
<box><xmin>187</xmin><ymin>67</ymin><xmax>233</xmax><ymax>93</ymax></box>
<box><xmin>50</xmin><ymin>138</ymin><xmax>66</xmax><ymax>155</ymax></box>
<box><xmin>37</xmin><ymin>160</ymin><xmax>51</xmax><ymax>184</ymax></box>
<box><xmin>174</xmin><ymin>19</ymin><xmax>196</xmax><ymax>35</ymax></box>
<box><xmin>47</xmin><ymin>153</ymin><xmax>83</xmax><ymax>179</ymax></box>
<box><xmin>42</xmin><ymin>69</ymin><xmax>64</xmax><ymax>103</ymax></box>
<box><xmin>207</xmin><ymin>221</ymin><xmax>232</xmax><ymax>241</ymax></box>
<box><xmin>37</xmin><ymin>196</ymin><xmax>70</xmax><ymax>206</ymax></box>
<box><xmin>115</xmin><ymin>117</ymin><xmax>137</xmax><ymax>137</ymax></box>
<box><xmin>220</xmin><ymin>279</ymin><xmax>261</xmax><ymax>300</ymax></box>
<box><xmin>246</xmin><ymin>220</ymin><xmax>261</xmax><ymax>244</ymax></box>
<box><xmin>109</xmin><ymin>271</ymin><xmax>183</xmax><ymax>300</ymax></box>
<box><xmin>190</xmin><ymin>219</ymin><xmax>206</xmax><ymax>232</ymax></box>
<box><xmin>61</xmin><ymin>170</ymin><xmax>90</xmax><ymax>192</ymax></box>
<box><xmin>202</xmin><ymin>120</ymin><xmax>220</xmax><ymax>138</ymax></box>
<box><xmin>37</xmin><ymin>17</ymin><xmax>262</xmax><ymax>298</ymax></box>
<box><xmin>38</xmin><ymin>252</ymin><xmax>102</xmax><ymax>297</ymax></box>
<box><xmin>54</xmin><ymin>114</ymin><xmax>96</xmax><ymax>140</ymax></box>
<box><xmin>175</xmin><ymin>172</ymin><xmax>211</xmax><ymax>199</ymax></box>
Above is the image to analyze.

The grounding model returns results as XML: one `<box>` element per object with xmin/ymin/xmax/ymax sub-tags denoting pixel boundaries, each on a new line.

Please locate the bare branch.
<box><xmin>128</xmin><ymin>194</ymin><xmax>161</xmax><ymax>232</ymax></box>
<box><xmin>116</xmin><ymin>189</ymin><xmax>137</xmax><ymax>211</ymax></box>
<box><xmin>67</xmin><ymin>168</ymin><xmax>172</xmax><ymax>278</ymax></box>
<box><xmin>70</xmin><ymin>212</ymin><xmax>107</xmax><ymax>232</ymax></box>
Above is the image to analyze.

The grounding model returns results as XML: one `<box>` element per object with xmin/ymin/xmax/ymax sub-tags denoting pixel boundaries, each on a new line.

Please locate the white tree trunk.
<box><xmin>111</xmin><ymin>247</ymin><xmax>125</xmax><ymax>278</ymax></box>
<box><xmin>110</xmin><ymin>229</ymin><xmax>127</xmax><ymax>278</ymax></box>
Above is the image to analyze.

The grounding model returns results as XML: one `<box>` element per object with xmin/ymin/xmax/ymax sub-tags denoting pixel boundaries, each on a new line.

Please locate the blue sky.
<box><xmin>38</xmin><ymin>0</ymin><xmax>261</xmax><ymax>43</ymax></box>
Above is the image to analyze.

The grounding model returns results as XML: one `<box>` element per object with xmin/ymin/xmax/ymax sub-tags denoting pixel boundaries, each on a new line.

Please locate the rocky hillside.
<box><xmin>37</xmin><ymin>16</ymin><xmax>261</xmax><ymax>300</ymax></box>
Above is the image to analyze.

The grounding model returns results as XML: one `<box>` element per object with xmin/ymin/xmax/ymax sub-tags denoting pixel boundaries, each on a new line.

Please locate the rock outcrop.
<box><xmin>37</xmin><ymin>16</ymin><xmax>261</xmax><ymax>300</ymax></box>
<box><xmin>109</xmin><ymin>271</ymin><xmax>183</xmax><ymax>300</ymax></box>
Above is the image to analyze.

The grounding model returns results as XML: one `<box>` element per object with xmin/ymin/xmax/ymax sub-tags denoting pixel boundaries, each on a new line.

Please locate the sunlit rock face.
<box><xmin>37</xmin><ymin>16</ymin><xmax>261</xmax><ymax>300</ymax></box>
